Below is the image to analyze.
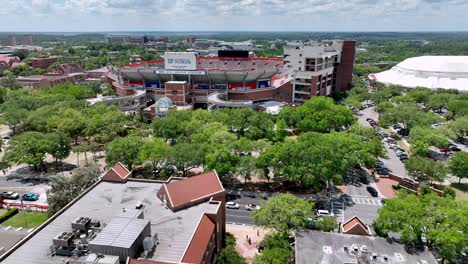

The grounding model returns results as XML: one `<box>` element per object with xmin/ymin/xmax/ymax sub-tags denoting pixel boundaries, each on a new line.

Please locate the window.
<box><xmin>172</xmin><ymin>90</ymin><xmax>178</xmax><ymax>94</ymax></box>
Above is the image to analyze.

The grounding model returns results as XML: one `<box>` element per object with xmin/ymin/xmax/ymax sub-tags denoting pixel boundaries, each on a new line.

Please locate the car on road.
<box><xmin>376</xmin><ymin>168</ymin><xmax>389</xmax><ymax>175</ymax></box>
<box><xmin>226</xmin><ymin>202</ymin><xmax>240</xmax><ymax>209</ymax></box>
<box><xmin>22</xmin><ymin>193</ymin><xmax>40</xmax><ymax>201</ymax></box>
<box><xmin>1</xmin><ymin>191</ymin><xmax>20</xmax><ymax>200</ymax></box>
<box><xmin>399</xmin><ymin>155</ymin><xmax>409</xmax><ymax>161</ymax></box>
<box><xmin>439</xmin><ymin>148</ymin><xmax>451</xmax><ymax>154</ymax></box>
<box><xmin>449</xmin><ymin>145</ymin><xmax>461</xmax><ymax>152</ymax></box>
<box><xmin>366</xmin><ymin>186</ymin><xmax>379</xmax><ymax>197</ymax></box>
<box><xmin>245</xmin><ymin>204</ymin><xmax>261</xmax><ymax>210</ymax></box>
<box><xmin>316</xmin><ymin>210</ymin><xmax>334</xmax><ymax>217</ymax></box>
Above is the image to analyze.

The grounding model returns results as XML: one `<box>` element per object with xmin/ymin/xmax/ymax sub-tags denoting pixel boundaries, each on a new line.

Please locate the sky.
<box><xmin>0</xmin><ymin>0</ymin><xmax>467</xmax><ymax>32</ymax></box>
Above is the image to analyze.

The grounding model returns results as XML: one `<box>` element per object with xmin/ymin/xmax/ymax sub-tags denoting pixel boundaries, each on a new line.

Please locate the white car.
<box><xmin>317</xmin><ymin>210</ymin><xmax>334</xmax><ymax>217</ymax></box>
<box><xmin>245</xmin><ymin>204</ymin><xmax>261</xmax><ymax>210</ymax></box>
<box><xmin>226</xmin><ymin>202</ymin><xmax>240</xmax><ymax>209</ymax></box>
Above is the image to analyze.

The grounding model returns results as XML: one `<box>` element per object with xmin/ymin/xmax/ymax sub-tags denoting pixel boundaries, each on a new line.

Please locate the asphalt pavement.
<box><xmin>357</xmin><ymin>107</ymin><xmax>407</xmax><ymax>177</ymax></box>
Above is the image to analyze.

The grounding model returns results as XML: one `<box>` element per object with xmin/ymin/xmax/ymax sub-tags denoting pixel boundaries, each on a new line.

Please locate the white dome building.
<box><xmin>369</xmin><ymin>56</ymin><xmax>468</xmax><ymax>92</ymax></box>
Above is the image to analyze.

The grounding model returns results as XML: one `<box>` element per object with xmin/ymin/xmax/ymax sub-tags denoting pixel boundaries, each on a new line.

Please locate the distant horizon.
<box><xmin>0</xmin><ymin>1</ymin><xmax>467</xmax><ymax>32</ymax></box>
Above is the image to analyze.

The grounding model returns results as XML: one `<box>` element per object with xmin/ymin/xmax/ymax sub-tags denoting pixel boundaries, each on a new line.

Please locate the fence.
<box><xmin>0</xmin><ymin>199</ymin><xmax>48</xmax><ymax>212</ymax></box>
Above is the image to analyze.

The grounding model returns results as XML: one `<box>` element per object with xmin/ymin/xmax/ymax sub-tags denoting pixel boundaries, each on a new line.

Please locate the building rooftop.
<box><xmin>370</xmin><ymin>56</ymin><xmax>468</xmax><ymax>92</ymax></box>
<box><xmin>1</xmin><ymin>177</ymin><xmax>221</xmax><ymax>264</ymax></box>
<box><xmin>162</xmin><ymin>171</ymin><xmax>224</xmax><ymax>210</ymax></box>
<box><xmin>295</xmin><ymin>230</ymin><xmax>437</xmax><ymax>264</ymax></box>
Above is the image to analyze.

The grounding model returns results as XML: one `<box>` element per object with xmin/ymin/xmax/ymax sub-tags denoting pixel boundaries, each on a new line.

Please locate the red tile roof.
<box><xmin>340</xmin><ymin>216</ymin><xmax>371</xmax><ymax>236</ymax></box>
<box><xmin>164</xmin><ymin>171</ymin><xmax>224</xmax><ymax>209</ymax></box>
<box><xmin>182</xmin><ymin>215</ymin><xmax>215</xmax><ymax>264</ymax></box>
<box><xmin>102</xmin><ymin>162</ymin><xmax>131</xmax><ymax>183</ymax></box>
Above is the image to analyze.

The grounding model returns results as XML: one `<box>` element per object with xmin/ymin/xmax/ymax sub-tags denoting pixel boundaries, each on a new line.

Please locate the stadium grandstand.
<box><xmin>104</xmin><ymin>40</ymin><xmax>356</xmax><ymax>116</ymax></box>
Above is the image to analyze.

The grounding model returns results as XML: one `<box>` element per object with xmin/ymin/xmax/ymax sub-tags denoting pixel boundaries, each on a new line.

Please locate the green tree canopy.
<box><xmin>374</xmin><ymin>192</ymin><xmax>467</xmax><ymax>262</ymax></box>
<box><xmin>105</xmin><ymin>136</ymin><xmax>142</xmax><ymax>170</ymax></box>
<box><xmin>448</xmin><ymin>152</ymin><xmax>468</xmax><ymax>184</ymax></box>
<box><xmin>252</xmin><ymin>193</ymin><xmax>313</xmax><ymax>235</ymax></box>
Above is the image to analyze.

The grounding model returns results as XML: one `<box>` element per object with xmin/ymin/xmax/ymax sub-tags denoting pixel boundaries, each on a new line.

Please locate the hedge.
<box><xmin>0</xmin><ymin>208</ymin><xmax>19</xmax><ymax>224</ymax></box>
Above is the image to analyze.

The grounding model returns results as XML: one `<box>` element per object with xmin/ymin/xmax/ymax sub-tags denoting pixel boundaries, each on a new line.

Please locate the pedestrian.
<box><xmin>257</xmin><ymin>230</ymin><xmax>260</xmax><ymax>236</ymax></box>
<box><xmin>248</xmin><ymin>238</ymin><xmax>251</xmax><ymax>245</ymax></box>
<box><xmin>246</xmin><ymin>234</ymin><xmax>248</xmax><ymax>241</ymax></box>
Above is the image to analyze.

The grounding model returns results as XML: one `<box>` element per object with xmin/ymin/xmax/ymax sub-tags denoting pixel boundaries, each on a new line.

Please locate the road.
<box><xmin>225</xmin><ymin>190</ymin><xmax>272</xmax><ymax>225</ymax></box>
<box><xmin>357</xmin><ymin>107</ymin><xmax>407</xmax><ymax>177</ymax></box>
<box><xmin>339</xmin><ymin>169</ymin><xmax>383</xmax><ymax>226</ymax></box>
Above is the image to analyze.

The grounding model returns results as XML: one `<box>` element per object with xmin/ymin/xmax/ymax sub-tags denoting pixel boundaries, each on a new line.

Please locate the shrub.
<box><xmin>0</xmin><ymin>208</ymin><xmax>19</xmax><ymax>224</ymax></box>
<box><xmin>443</xmin><ymin>187</ymin><xmax>456</xmax><ymax>199</ymax></box>
<box><xmin>392</xmin><ymin>184</ymin><xmax>401</xmax><ymax>190</ymax></box>
<box><xmin>225</xmin><ymin>232</ymin><xmax>236</xmax><ymax>247</ymax></box>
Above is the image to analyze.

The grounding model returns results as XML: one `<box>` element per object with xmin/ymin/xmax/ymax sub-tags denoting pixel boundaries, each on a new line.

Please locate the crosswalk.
<box><xmin>349</xmin><ymin>197</ymin><xmax>382</xmax><ymax>206</ymax></box>
<box><xmin>332</xmin><ymin>201</ymin><xmax>345</xmax><ymax>223</ymax></box>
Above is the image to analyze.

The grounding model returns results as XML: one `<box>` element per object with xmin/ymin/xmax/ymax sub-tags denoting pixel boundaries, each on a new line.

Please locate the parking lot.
<box><xmin>0</xmin><ymin>167</ymin><xmax>50</xmax><ymax>207</ymax></box>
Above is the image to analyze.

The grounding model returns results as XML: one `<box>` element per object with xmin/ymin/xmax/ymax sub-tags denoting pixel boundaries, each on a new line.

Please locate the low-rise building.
<box><xmin>29</xmin><ymin>56</ymin><xmax>61</xmax><ymax>69</ymax></box>
<box><xmin>295</xmin><ymin>230</ymin><xmax>437</xmax><ymax>264</ymax></box>
<box><xmin>0</xmin><ymin>165</ymin><xmax>226</xmax><ymax>264</ymax></box>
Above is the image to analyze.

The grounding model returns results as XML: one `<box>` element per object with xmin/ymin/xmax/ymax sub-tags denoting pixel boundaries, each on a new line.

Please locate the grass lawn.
<box><xmin>1</xmin><ymin>211</ymin><xmax>48</xmax><ymax>228</ymax></box>
<box><xmin>451</xmin><ymin>183</ymin><xmax>468</xmax><ymax>201</ymax></box>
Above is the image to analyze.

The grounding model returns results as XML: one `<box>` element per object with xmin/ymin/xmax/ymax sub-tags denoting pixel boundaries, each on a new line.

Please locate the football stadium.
<box><xmin>104</xmin><ymin>40</ymin><xmax>356</xmax><ymax>115</ymax></box>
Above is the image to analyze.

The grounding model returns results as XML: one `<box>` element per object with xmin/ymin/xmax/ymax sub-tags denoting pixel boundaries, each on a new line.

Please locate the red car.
<box><xmin>439</xmin><ymin>148</ymin><xmax>451</xmax><ymax>153</ymax></box>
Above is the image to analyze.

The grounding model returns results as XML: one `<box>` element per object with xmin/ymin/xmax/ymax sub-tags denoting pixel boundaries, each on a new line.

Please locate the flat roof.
<box><xmin>1</xmin><ymin>180</ymin><xmax>219</xmax><ymax>264</ymax></box>
<box><xmin>295</xmin><ymin>230</ymin><xmax>437</xmax><ymax>264</ymax></box>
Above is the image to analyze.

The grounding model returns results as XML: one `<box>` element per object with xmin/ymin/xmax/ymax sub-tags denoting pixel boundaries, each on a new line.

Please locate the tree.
<box><xmin>313</xmin><ymin>216</ymin><xmax>338</xmax><ymax>232</ymax></box>
<box><xmin>105</xmin><ymin>136</ymin><xmax>142</xmax><ymax>170</ymax></box>
<box><xmin>252</xmin><ymin>193</ymin><xmax>313</xmax><ymax>235</ymax></box>
<box><xmin>405</xmin><ymin>156</ymin><xmax>447</xmax><ymax>184</ymax></box>
<box><xmin>46</xmin><ymin>133</ymin><xmax>72</xmax><ymax>166</ymax></box>
<box><xmin>1</xmin><ymin>104</ymin><xmax>29</xmax><ymax>134</ymax></box>
<box><xmin>237</xmin><ymin>156</ymin><xmax>257</xmax><ymax>183</ymax></box>
<box><xmin>4</xmin><ymin>132</ymin><xmax>49</xmax><ymax>170</ymax></box>
<box><xmin>380</xmin><ymin>103</ymin><xmax>440</xmax><ymax>131</ymax></box>
<box><xmin>426</xmin><ymin>93</ymin><xmax>456</xmax><ymax>113</ymax></box>
<box><xmin>406</xmin><ymin>87</ymin><xmax>433</xmax><ymax>105</ymax></box>
<box><xmin>374</xmin><ymin>192</ymin><xmax>467</xmax><ymax>262</ymax></box>
<box><xmin>205</xmin><ymin>148</ymin><xmax>239</xmax><ymax>179</ymax></box>
<box><xmin>290</xmin><ymin>97</ymin><xmax>355</xmax><ymax>133</ymax></box>
<box><xmin>260</xmin><ymin>131</ymin><xmax>384</xmax><ymax>189</ymax></box>
<box><xmin>254</xmin><ymin>232</ymin><xmax>292</xmax><ymax>264</ymax></box>
<box><xmin>409</xmin><ymin>126</ymin><xmax>449</xmax><ymax>148</ymax></box>
<box><xmin>47</xmin><ymin>163</ymin><xmax>100</xmax><ymax>216</ymax></box>
<box><xmin>169</xmin><ymin>142</ymin><xmax>205</xmax><ymax>176</ymax></box>
<box><xmin>218</xmin><ymin>246</ymin><xmax>246</xmax><ymax>264</ymax></box>
<box><xmin>447</xmin><ymin>100</ymin><xmax>468</xmax><ymax>118</ymax></box>
<box><xmin>138</xmin><ymin>138</ymin><xmax>170</xmax><ymax>174</ymax></box>
<box><xmin>448</xmin><ymin>152</ymin><xmax>468</xmax><ymax>184</ymax></box>
<box><xmin>48</xmin><ymin>108</ymin><xmax>86</xmax><ymax>144</ymax></box>
<box><xmin>0</xmin><ymin>74</ymin><xmax>21</xmax><ymax>89</ymax></box>
<box><xmin>274</xmin><ymin>119</ymin><xmax>288</xmax><ymax>142</ymax></box>
<box><xmin>411</xmin><ymin>140</ymin><xmax>429</xmax><ymax>157</ymax></box>
<box><xmin>448</xmin><ymin>117</ymin><xmax>468</xmax><ymax>141</ymax></box>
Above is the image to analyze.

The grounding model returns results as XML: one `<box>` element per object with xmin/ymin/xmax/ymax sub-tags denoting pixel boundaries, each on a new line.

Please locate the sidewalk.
<box><xmin>226</xmin><ymin>224</ymin><xmax>270</xmax><ymax>263</ymax></box>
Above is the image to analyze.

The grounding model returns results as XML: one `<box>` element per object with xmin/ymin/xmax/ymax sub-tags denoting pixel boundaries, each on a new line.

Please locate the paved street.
<box><xmin>225</xmin><ymin>190</ymin><xmax>271</xmax><ymax>225</ymax></box>
<box><xmin>357</xmin><ymin>107</ymin><xmax>407</xmax><ymax>177</ymax></box>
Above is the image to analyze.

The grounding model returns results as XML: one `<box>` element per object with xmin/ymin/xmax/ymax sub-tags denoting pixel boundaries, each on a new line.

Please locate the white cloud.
<box><xmin>0</xmin><ymin>0</ymin><xmax>466</xmax><ymax>31</ymax></box>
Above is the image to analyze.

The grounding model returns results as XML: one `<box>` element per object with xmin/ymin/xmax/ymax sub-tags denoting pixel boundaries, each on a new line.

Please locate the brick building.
<box><xmin>29</xmin><ymin>56</ymin><xmax>61</xmax><ymax>69</ymax></box>
<box><xmin>0</xmin><ymin>165</ymin><xmax>226</xmax><ymax>264</ymax></box>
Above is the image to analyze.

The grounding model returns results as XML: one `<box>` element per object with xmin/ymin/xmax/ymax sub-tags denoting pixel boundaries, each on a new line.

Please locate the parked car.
<box><xmin>375</xmin><ymin>160</ymin><xmax>384</xmax><ymax>167</ymax></box>
<box><xmin>245</xmin><ymin>204</ymin><xmax>261</xmax><ymax>211</ymax></box>
<box><xmin>376</xmin><ymin>168</ymin><xmax>389</xmax><ymax>175</ymax></box>
<box><xmin>1</xmin><ymin>191</ymin><xmax>20</xmax><ymax>200</ymax></box>
<box><xmin>439</xmin><ymin>148</ymin><xmax>451</xmax><ymax>153</ymax></box>
<box><xmin>449</xmin><ymin>145</ymin><xmax>461</xmax><ymax>152</ymax></box>
<box><xmin>226</xmin><ymin>202</ymin><xmax>240</xmax><ymax>209</ymax></box>
<box><xmin>22</xmin><ymin>193</ymin><xmax>39</xmax><ymax>201</ymax></box>
<box><xmin>366</xmin><ymin>186</ymin><xmax>379</xmax><ymax>197</ymax></box>
<box><xmin>317</xmin><ymin>210</ymin><xmax>334</xmax><ymax>217</ymax></box>
<box><xmin>399</xmin><ymin>155</ymin><xmax>409</xmax><ymax>161</ymax></box>
<box><xmin>366</xmin><ymin>118</ymin><xmax>374</xmax><ymax>122</ymax></box>
<box><xmin>359</xmin><ymin>174</ymin><xmax>370</xmax><ymax>184</ymax></box>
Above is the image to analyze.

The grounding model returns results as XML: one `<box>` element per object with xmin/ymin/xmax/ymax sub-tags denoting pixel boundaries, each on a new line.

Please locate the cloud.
<box><xmin>0</xmin><ymin>0</ymin><xmax>466</xmax><ymax>31</ymax></box>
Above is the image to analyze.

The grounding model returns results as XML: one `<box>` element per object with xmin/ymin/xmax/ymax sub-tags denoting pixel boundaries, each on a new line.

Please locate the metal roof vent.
<box><xmin>322</xmin><ymin>246</ymin><xmax>332</xmax><ymax>254</ymax></box>
<box><xmin>395</xmin><ymin>252</ymin><xmax>405</xmax><ymax>262</ymax></box>
<box><xmin>360</xmin><ymin>245</ymin><xmax>368</xmax><ymax>253</ymax></box>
